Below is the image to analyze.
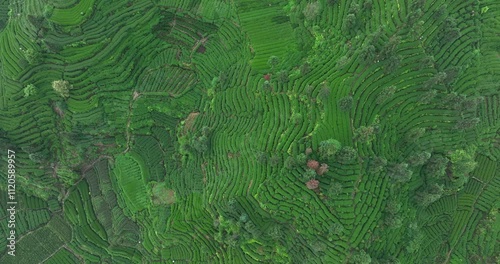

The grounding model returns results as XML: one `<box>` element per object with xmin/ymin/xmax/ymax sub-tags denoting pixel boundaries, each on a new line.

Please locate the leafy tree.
<box><xmin>405</xmin><ymin>127</ymin><xmax>426</xmax><ymax>143</ymax></box>
<box><xmin>419</xmin><ymin>89</ymin><xmax>437</xmax><ymax>104</ymax></box>
<box><xmin>368</xmin><ymin>156</ymin><xmax>387</xmax><ymax>173</ymax></box>
<box><xmin>270</xmin><ymin>154</ymin><xmax>281</xmax><ymax>167</ymax></box>
<box><xmin>239</xmin><ymin>213</ymin><xmax>249</xmax><ymax>223</ymax></box>
<box><xmin>442</xmin><ymin>17</ymin><xmax>461</xmax><ymax>42</ymax></box>
<box><xmin>407</xmin><ymin>151</ymin><xmax>431</xmax><ymax>167</ymax></box>
<box><xmin>267</xmin><ymin>56</ymin><xmax>279</xmax><ymax>70</ymax></box>
<box><xmin>303</xmin><ymin>1</ymin><xmax>321</xmax><ymax>21</ymax></box>
<box><xmin>267</xmin><ymin>225</ymin><xmax>283</xmax><ymax>240</ymax></box>
<box><xmin>360</xmin><ymin>44</ymin><xmax>376</xmax><ymax>63</ymax></box>
<box><xmin>307</xmin><ymin>160</ymin><xmax>320</xmax><ymax>170</ymax></box>
<box><xmin>336</xmin><ymin>146</ymin><xmax>357</xmax><ymax>164</ymax></box>
<box><xmin>23</xmin><ymin>48</ymin><xmax>40</xmax><ymax>65</ymax></box>
<box><xmin>43</xmin><ymin>5</ymin><xmax>54</xmax><ymax>18</ymax></box>
<box><xmin>442</xmin><ymin>92</ymin><xmax>465</xmax><ymax>109</ymax></box>
<box><xmin>306</xmin><ymin>179</ymin><xmax>319</xmax><ymax>190</ymax></box>
<box><xmin>449</xmin><ymin>148</ymin><xmax>477</xmax><ymax>178</ymax></box>
<box><xmin>344</xmin><ymin>14</ymin><xmax>357</xmax><ymax>31</ymax></box>
<box><xmin>327</xmin><ymin>182</ymin><xmax>343</xmax><ymax>196</ymax></box>
<box><xmin>443</xmin><ymin>66</ymin><xmax>461</xmax><ymax>87</ymax></box>
<box><xmin>454</xmin><ymin>117</ymin><xmax>480</xmax><ymax>130</ymax></box>
<box><xmin>23</xmin><ymin>84</ymin><xmax>37</xmax><ymax>97</ymax></box>
<box><xmin>284</xmin><ymin>156</ymin><xmax>296</xmax><ymax>169</ymax></box>
<box><xmin>296</xmin><ymin>153</ymin><xmax>307</xmax><ymax>165</ymax></box>
<box><xmin>192</xmin><ymin>135</ymin><xmax>209</xmax><ymax>152</ymax></box>
<box><xmin>423</xmin><ymin>154</ymin><xmax>449</xmax><ymax>181</ymax></box>
<box><xmin>415</xmin><ymin>183</ymin><xmax>444</xmax><ymax>207</ymax></box>
<box><xmin>384</xmin><ymin>200</ymin><xmax>401</xmax><ymax>215</ymax></box>
<box><xmin>354</xmin><ymin>126</ymin><xmax>376</xmax><ymax>142</ymax></box>
<box><xmin>262</xmin><ymin>80</ymin><xmax>271</xmax><ymax>91</ymax></box>
<box><xmin>384</xmin><ymin>214</ymin><xmax>403</xmax><ymax>229</ymax></box>
<box><xmin>277</xmin><ymin>70</ymin><xmax>289</xmax><ymax>83</ymax></box>
<box><xmin>305</xmin><ymin>147</ymin><xmax>313</xmax><ymax>156</ymax></box>
<box><xmin>291</xmin><ymin>112</ymin><xmax>302</xmax><ymax>125</ymax></box>
<box><xmin>459</xmin><ymin>96</ymin><xmax>484</xmax><ymax>112</ymax></box>
<box><xmin>310</xmin><ymin>239</ymin><xmax>327</xmax><ymax>255</ymax></box>
<box><xmin>376</xmin><ymin>86</ymin><xmax>396</xmax><ymax>104</ymax></box>
<box><xmin>338</xmin><ymin>96</ymin><xmax>353</xmax><ymax>112</ymax></box>
<box><xmin>384</xmin><ymin>55</ymin><xmax>401</xmax><ymax>74</ymax></box>
<box><xmin>317</xmin><ymin>163</ymin><xmax>329</xmax><ymax>176</ymax></box>
<box><xmin>418</xmin><ymin>55</ymin><xmax>435</xmax><ymax>69</ymax></box>
<box><xmin>327</xmin><ymin>222</ymin><xmax>344</xmax><ymax>239</ymax></box>
<box><xmin>52</xmin><ymin>80</ymin><xmax>72</xmax><ymax>98</ymax></box>
<box><xmin>433</xmin><ymin>4</ymin><xmax>448</xmax><ymax>19</ymax></box>
<box><xmin>430</xmin><ymin>71</ymin><xmax>448</xmax><ymax>87</ymax></box>
<box><xmin>300</xmin><ymin>62</ymin><xmax>311</xmax><ymax>75</ymax></box>
<box><xmin>327</xmin><ymin>0</ymin><xmax>337</xmax><ymax>6</ymax></box>
<box><xmin>363</xmin><ymin>0</ymin><xmax>373</xmax><ymax>11</ymax></box>
<box><xmin>302</xmin><ymin>169</ymin><xmax>317</xmax><ymax>182</ymax></box>
<box><xmin>387</xmin><ymin>163</ymin><xmax>413</xmax><ymax>183</ymax></box>
<box><xmin>336</xmin><ymin>55</ymin><xmax>349</xmax><ymax>68</ymax></box>
<box><xmin>256</xmin><ymin>151</ymin><xmax>268</xmax><ymax>163</ymax></box>
<box><xmin>319</xmin><ymin>85</ymin><xmax>331</xmax><ymax>101</ymax></box>
<box><xmin>405</xmin><ymin>233</ymin><xmax>424</xmax><ymax>253</ymax></box>
<box><xmin>380</xmin><ymin>36</ymin><xmax>401</xmax><ymax>60</ymax></box>
<box><xmin>318</xmin><ymin>139</ymin><xmax>342</xmax><ymax>160</ymax></box>
<box><xmin>350</xmin><ymin>249</ymin><xmax>372</xmax><ymax>264</ymax></box>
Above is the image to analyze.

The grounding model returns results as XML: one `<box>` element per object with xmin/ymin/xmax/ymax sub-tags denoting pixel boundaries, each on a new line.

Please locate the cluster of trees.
<box><xmin>414</xmin><ymin>146</ymin><xmax>477</xmax><ymax>207</ymax></box>
<box><xmin>214</xmin><ymin>202</ymin><xmax>260</xmax><ymax>247</ymax></box>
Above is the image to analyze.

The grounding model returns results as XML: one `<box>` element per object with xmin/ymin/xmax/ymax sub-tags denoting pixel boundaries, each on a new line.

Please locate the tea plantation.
<box><xmin>0</xmin><ymin>0</ymin><xmax>499</xmax><ymax>263</ymax></box>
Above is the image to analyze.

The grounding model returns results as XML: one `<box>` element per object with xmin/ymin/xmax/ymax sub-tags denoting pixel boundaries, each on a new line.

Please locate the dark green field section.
<box><xmin>0</xmin><ymin>0</ymin><xmax>498</xmax><ymax>263</ymax></box>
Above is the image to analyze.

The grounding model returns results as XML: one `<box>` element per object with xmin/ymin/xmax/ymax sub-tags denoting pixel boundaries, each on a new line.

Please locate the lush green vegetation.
<box><xmin>0</xmin><ymin>0</ymin><xmax>498</xmax><ymax>263</ymax></box>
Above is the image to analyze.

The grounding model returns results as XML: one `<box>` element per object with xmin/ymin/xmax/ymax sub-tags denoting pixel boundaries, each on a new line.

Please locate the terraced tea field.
<box><xmin>0</xmin><ymin>0</ymin><xmax>498</xmax><ymax>263</ymax></box>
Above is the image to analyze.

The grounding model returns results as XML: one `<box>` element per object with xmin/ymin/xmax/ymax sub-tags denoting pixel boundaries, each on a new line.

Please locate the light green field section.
<box><xmin>49</xmin><ymin>0</ymin><xmax>95</xmax><ymax>26</ymax></box>
<box><xmin>236</xmin><ymin>0</ymin><xmax>298</xmax><ymax>72</ymax></box>
<box><xmin>113</xmin><ymin>153</ymin><xmax>150</xmax><ymax>214</ymax></box>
